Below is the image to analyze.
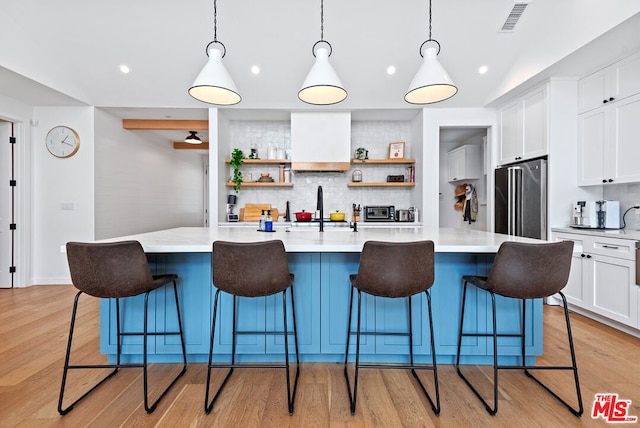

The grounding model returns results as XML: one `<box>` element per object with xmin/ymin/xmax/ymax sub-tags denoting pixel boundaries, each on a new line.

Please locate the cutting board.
<box><xmin>239</xmin><ymin>204</ymin><xmax>281</xmax><ymax>221</ymax></box>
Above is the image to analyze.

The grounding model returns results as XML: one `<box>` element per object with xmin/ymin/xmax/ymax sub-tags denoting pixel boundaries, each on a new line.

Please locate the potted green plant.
<box><xmin>355</xmin><ymin>147</ymin><xmax>369</xmax><ymax>161</ymax></box>
<box><xmin>229</xmin><ymin>148</ymin><xmax>245</xmax><ymax>192</ymax></box>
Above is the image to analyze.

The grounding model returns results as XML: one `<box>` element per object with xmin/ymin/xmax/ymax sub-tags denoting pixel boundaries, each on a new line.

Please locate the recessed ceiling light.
<box><xmin>251</xmin><ymin>65</ymin><xmax>260</xmax><ymax>75</ymax></box>
<box><xmin>478</xmin><ymin>65</ymin><xmax>489</xmax><ymax>74</ymax></box>
<box><xmin>386</xmin><ymin>66</ymin><xmax>396</xmax><ymax>75</ymax></box>
<box><xmin>119</xmin><ymin>64</ymin><xmax>131</xmax><ymax>74</ymax></box>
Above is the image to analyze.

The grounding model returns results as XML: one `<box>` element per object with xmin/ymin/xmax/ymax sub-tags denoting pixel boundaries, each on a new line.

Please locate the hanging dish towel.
<box><xmin>463</xmin><ymin>184</ymin><xmax>478</xmax><ymax>224</ymax></box>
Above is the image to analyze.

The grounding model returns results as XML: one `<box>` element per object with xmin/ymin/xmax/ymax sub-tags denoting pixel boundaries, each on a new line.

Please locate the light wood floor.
<box><xmin>1</xmin><ymin>285</ymin><xmax>638</xmax><ymax>427</ymax></box>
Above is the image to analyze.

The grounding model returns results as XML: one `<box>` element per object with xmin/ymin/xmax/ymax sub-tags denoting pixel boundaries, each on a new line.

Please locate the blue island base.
<box><xmin>101</xmin><ymin>252</ymin><xmax>543</xmax><ymax>366</ymax></box>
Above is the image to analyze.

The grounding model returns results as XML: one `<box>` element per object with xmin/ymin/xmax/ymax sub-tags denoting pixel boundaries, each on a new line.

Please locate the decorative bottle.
<box><xmin>265</xmin><ymin>210</ymin><xmax>273</xmax><ymax>232</ymax></box>
<box><xmin>259</xmin><ymin>210</ymin><xmax>266</xmax><ymax>231</ymax></box>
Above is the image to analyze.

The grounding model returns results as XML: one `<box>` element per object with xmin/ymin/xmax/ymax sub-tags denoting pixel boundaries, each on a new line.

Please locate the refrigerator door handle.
<box><xmin>508</xmin><ymin>166</ymin><xmax>523</xmax><ymax>236</ymax></box>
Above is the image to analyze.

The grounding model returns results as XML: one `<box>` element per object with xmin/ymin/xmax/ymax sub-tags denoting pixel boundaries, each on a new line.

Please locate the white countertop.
<box><xmin>99</xmin><ymin>226</ymin><xmax>543</xmax><ymax>253</ymax></box>
<box><xmin>552</xmin><ymin>227</ymin><xmax>640</xmax><ymax>241</ymax></box>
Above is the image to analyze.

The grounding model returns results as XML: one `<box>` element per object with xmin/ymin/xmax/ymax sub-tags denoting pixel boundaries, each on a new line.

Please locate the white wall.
<box><xmin>32</xmin><ymin>106</ymin><xmax>95</xmax><ymax>284</ymax></box>
<box><xmin>94</xmin><ymin>108</ymin><xmax>205</xmax><ymax>239</ymax></box>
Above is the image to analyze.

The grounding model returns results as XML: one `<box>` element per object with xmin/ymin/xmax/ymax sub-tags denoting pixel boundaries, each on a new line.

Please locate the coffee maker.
<box><xmin>572</xmin><ymin>200</ymin><xmax>621</xmax><ymax>229</ymax></box>
<box><xmin>226</xmin><ymin>194</ymin><xmax>239</xmax><ymax>222</ymax></box>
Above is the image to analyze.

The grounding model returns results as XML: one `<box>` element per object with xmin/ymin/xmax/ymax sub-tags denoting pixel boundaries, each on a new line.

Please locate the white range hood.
<box><xmin>291</xmin><ymin>112</ymin><xmax>351</xmax><ymax>172</ymax></box>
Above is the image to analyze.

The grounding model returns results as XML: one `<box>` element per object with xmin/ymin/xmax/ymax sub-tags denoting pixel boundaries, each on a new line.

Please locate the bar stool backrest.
<box><xmin>66</xmin><ymin>241</ymin><xmax>155</xmax><ymax>298</ymax></box>
<box><xmin>212</xmin><ymin>240</ymin><xmax>292</xmax><ymax>297</ymax></box>
<box><xmin>485</xmin><ymin>241</ymin><xmax>574</xmax><ymax>299</ymax></box>
<box><xmin>355</xmin><ymin>240</ymin><xmax>435</xmax><ymax>298</ymax></box>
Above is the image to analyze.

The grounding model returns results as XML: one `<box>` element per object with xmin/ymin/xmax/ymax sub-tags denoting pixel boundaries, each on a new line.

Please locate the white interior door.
<box><xmin>0</xmin><ymin>121</ymin><xmax>12</xmax><ymax>288</ymax></box>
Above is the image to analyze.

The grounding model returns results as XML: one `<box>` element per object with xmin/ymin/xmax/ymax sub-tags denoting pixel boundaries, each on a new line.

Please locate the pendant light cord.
<box><xmin>428</xmin><ymin>0</ymin><xmax>432</xmax><ymax>40</ymax></box>
<box><xmin>214</xmin><ymin>0</ymin><xmax>218</xmax><ymax>42</ymax></box>
<box><xmin>320</xmin><ymin>0</ymin><xmax>324</xmax><ymax>41</ymax></box>
<box><xmin>206</xmin><ymin>0</ymin><xmax>226</xmax><ymax>57</ymax></box>
<box><xmin>312</xmin><ymin>0</ymin><xmax>332</xmax><ymax>57</ymax></box>
<box><xmin>420</xmin><ymin>0</ymin><xmax>440</xmax><ymax>56</ymax></box>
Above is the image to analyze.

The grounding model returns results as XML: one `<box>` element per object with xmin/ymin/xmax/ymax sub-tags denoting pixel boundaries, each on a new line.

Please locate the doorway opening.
<box><xmin>439</xmin><ymin>127</ymin><xmax>489</xmax><ymax>231</ymax></box>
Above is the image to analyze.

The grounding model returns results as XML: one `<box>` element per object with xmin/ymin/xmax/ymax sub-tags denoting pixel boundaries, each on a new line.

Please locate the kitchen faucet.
<box><xmin>317</xmin><ymin>185</ymin><xmax>324</xmax><ymax>232</ymax></box>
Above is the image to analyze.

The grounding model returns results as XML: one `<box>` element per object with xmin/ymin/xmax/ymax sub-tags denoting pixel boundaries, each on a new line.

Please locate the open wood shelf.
<box><xmin>351</xmin><ymin>158</ymin><xmax>415</xmax><ymax>164</ymax></box>
<box><xmin>225</xmin><ymin>182</ymin><xmax>293</xmax><ymax>188</ymax></box>
<box><xmin>347</xmin><ymin>182</ymin><xmax>416</xmax><ymax>187</ymax></box>
<box><xmin>225</xmin><ymin>159</ymin><xmax>291</xmax><ymax>165</ymax></box>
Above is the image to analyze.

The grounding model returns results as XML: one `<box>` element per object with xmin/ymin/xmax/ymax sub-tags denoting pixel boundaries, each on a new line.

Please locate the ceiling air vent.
<box><xmin>499</xmin><ymin>2</ymin><xmax>530</xmax><ymax>32</ymax></box>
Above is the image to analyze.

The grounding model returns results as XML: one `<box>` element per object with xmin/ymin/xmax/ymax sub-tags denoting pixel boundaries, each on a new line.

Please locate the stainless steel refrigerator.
<box><xmin>495</xmin><ymin>158</ymin><xmax>547</xmax><ymax>239</ymax></box>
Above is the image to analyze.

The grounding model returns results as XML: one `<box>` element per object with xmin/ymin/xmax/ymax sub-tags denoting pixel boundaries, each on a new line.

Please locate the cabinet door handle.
<box><xmin>602</xmin><ymin>245</ymin><xmax>619</xmax><ymax>249</ymax></box>
<box><xmin>608</xmin><ymin>179</ymin><xmax>614</xmax><ymax>183</ymax></box>
<box><xmin>586</xmin><ymin>254</ymin><xmax>592</xmax><ymax>259</ymax></box>
<box><xmin>603</xmin><ymin>99</ymin><xmax>608</xmax><ymax>103</ymax></box>
<box><xmin>609</xmin><ymin>97</ymin><xmax>614</xmax><ymax>101</ymax></box>
<box><xmin>581</xmin><ymin>253</ymin><xmax>586</xmax><ymax>258</ymax></box>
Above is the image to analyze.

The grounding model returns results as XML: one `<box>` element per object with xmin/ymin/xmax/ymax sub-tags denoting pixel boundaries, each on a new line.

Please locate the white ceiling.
<box><xmin>1</xmin><ymin>1</ymin><xmax>640</xmax><ymax>121</ymax></box>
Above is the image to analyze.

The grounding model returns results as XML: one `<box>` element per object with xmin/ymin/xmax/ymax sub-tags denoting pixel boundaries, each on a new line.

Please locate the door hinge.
<box><xmin>10</xmin><ymin>180</ymin><xmax>16</xmax><ymax>187</ymax></box>
<box><xmin>9</xmin><ymin>266</ymin><xmax>16</xmax><ymax>273</ymax></box>
<box><xmin>9</xmin><ymin>223</ymin><xmax>16</xmax><ymax>230</ymax></box>
<box><xmin>9</xmin><ymin>137</ymin><xmax>16</xmax><ymax>144</ymax></box>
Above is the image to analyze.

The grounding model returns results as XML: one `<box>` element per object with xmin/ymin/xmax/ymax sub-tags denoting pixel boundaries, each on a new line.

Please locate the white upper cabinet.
<box><xmin>447</xmin><ymin>145</ymin><xmax>481</xmax><ymax>182</ymax></box>
<box><xmin>498</xmin><ymin>84</ymin><xmax>548</xmax><ymax>165</ymax></box>
<box><xmin>578</xmin><ymin>51</ymin><xmax>640</xmax><ymax>186</ymax></box>
<box><xmin>578</xmin><ymin>51</ymin><xmax>640</xmax><ymax>114</ymax></box>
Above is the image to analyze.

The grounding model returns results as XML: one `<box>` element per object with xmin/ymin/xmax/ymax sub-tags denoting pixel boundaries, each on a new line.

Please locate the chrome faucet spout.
<box><xmin>317</xmin><ymin>185</ymin><xmax>324</xmax><ymax>232</ymax></box>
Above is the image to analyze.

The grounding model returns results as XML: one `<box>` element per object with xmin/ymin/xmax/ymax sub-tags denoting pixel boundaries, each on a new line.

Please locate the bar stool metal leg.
<box><xmin>523</xmin><ymin>293</ymin><xmax>583</xmax><ymax>416</ymax></box>
<box><xmin>456</xmin><ymin>286</ymin><xmax>583</xmax><ymax>416</ymax></box>
<box><xmin>344</xmin><ymin>288</ymin><xmax>440</xmax><ymax>415</ymax></box>
<box><xmin>59</xmin><ymin>282</ymin><xmax>187</xmax><ymax>415</ymax></box>
<box><xmin>205</xmin><ymin>289</ymin><xmax>234</xmax><ymax>414</ymax></box>
<box><xmin>205</xmin><ymin>286</ymin><xmax>300</xmax><ymax>415</ymax></box>
<box><xmin>58</xmin><ymin>292</ymin><xmax>119</xmax><ymax>415</ymax></box>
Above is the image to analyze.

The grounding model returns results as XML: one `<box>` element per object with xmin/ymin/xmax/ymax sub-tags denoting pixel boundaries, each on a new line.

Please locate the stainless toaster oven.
<box><xmin>363</xmin><ymin>205</ymin><xmax>395</xmax><ymax>222</ymax></box>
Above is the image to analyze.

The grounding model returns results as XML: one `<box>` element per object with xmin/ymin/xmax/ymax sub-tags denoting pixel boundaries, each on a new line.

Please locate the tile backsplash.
<box><xmin>603</xmin><ymin>183</ymin><xmax>640</xmax><ymax>230</ymax></box>
<box><xmin>225</xmin><ymin>120</ymin><xmax>416</xmax><ymax>221</ymax></box>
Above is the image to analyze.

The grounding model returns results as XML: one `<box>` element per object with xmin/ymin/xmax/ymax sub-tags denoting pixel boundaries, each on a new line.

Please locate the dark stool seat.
<box><xmin>455</xmin><ymin>240</ymin><xmax>583</xmax><ymax>416</ymax></box>
<box><xmin>205</xmin><ymin>240</ymin><xmax>299</xmax><ymax>415</ymax></box>
<box><xmin>58</xmin><ymin>241</ymin><xmax>186</xmax><ymax>415</ymax></box>
<box><xmin>344</xmin><ymin>240</ymin><xmax>440</xmax><ymax>415</ymax></box>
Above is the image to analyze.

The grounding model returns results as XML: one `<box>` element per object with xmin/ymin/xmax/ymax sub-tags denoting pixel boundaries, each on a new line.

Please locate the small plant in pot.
<box><xmin>229</xmin><ymin>148</ymin><xmax>245</xmax><ymax>192</ymax></box>
<box><xmin>355</xmin><ymin>147</ymin><xmax>368</xmax><ymax>161</ymax></box>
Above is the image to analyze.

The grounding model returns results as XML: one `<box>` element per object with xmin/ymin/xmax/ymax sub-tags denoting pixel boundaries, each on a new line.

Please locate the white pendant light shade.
<box><xmin>189</xmin><ymin>47</ymin><xmax>241</xmax><ymax>106</ymax></box>
<box><xmin>298</xmin><ymin>47</ymin><xmax>347</xmax><ymax>105</ymax></box>
<box><xmin>405</xmin><ymin>46</ymin><xmax>457</xmax><ymax>104</ymax></box>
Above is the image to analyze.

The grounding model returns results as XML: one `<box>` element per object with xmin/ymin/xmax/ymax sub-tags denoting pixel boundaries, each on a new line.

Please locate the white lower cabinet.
<box><xmin>553</xmin><ymin>231</ymin><xmax>639</xmax><ymax>330</ymax></box>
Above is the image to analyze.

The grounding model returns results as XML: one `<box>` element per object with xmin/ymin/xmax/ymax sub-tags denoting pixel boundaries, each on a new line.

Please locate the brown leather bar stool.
<box><xmin>59</xmin><ymin>241</ymin><xmax>187</xmax><ymax>415</ymax></box>
<box><xmin>205</xmin><ymin>240</ymin><xmax>299</xmax><ymax>415</ymax></box>
<box><xmin>344</xmin><ymin>240</ymin><xmax>440</xmax><ymax>415</ymax></box>
<box><xmin>455</xmin><ymin>240</ymin><xmax>583</xmax><ymax>416</ymax></box>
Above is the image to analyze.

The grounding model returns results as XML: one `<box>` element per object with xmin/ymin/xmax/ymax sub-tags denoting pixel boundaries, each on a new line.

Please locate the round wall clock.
<box><xmin>46</xmin><ymin>125</ymin><xmax>80</xmax><ymax>158</ymax></box>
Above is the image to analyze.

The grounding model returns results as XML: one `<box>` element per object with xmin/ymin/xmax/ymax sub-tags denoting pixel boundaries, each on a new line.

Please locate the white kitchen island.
<box><xmin>98</xmin><ymin>226</ymin><xmax>546</xmax><ymax>365</ymax></box>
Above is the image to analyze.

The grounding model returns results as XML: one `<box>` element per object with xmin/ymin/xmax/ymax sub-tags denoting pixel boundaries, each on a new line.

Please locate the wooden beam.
<box><xmin>173</xmin><ymin>142</ymin><xmax>209</xmax><ymax>150</ymax></box>
<box><xmin>122</xmin><ymin>119</ymin><xmax>208</xmax><ymax>130</ymax></box>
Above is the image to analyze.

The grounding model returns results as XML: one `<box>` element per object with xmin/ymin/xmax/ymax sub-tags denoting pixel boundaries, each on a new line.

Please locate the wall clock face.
<box><xmin>46</xmin><ymin>126</ymin><xmax>80</xmax><ymax>158</ymax></box>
